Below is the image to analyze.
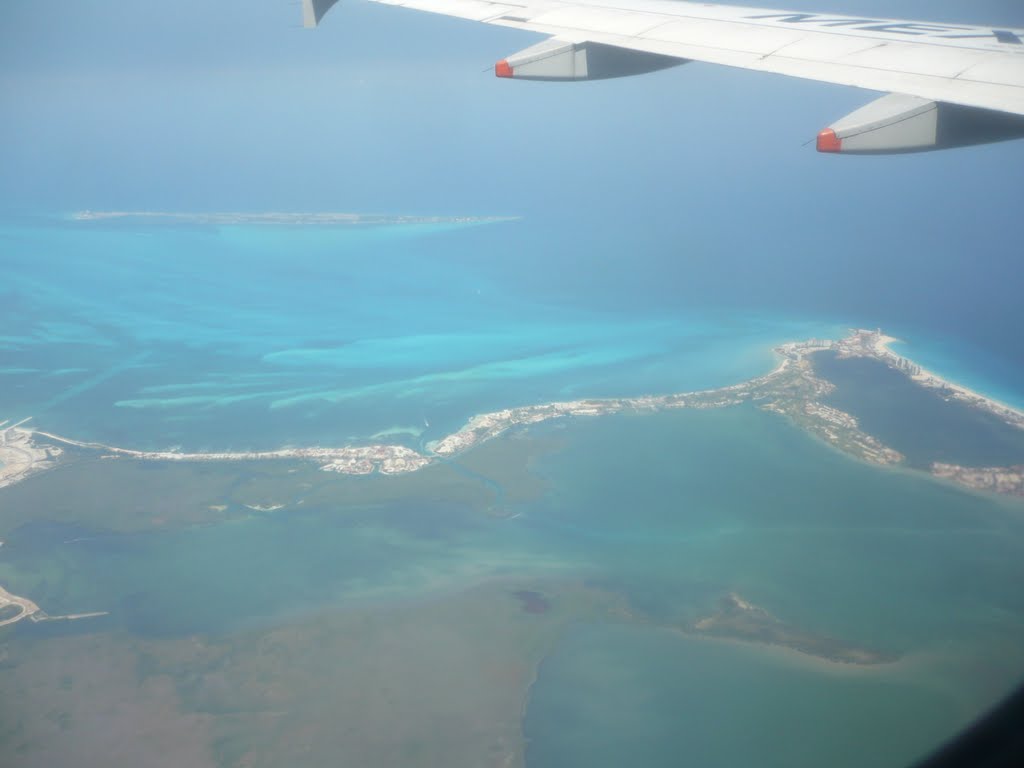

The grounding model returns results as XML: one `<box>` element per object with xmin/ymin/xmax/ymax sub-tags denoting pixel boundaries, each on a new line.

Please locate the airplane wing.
<box><xmin>301</xmin><ymin>0</ymin><xmax>1024</xmax><ymax>154</ymax></box>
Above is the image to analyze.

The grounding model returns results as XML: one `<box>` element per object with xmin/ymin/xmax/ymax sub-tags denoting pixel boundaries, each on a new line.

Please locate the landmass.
<box><xmin>0</xmin><ymin>584</ymin><xmax>40</xmax><ymax>627</ymax></box>
<box><xmin>0</xmin><ymin>583</ymin><xmax>107</xmax><ymax>629</ymax></box>
<box><xmin>12</xmin><ymin>432</ymin><xmax>431</xmax><ymax>480</ymax></box>
<box><xmin>0</xmin><ymin>578</ymin><xmax>631</xmax><ymax>768</ymax></box>
<box><xmin>425</xmin><ymin>333</ymin><xmax>900</xmax><ymax>464</ymax></box>
<box><xmin>4</xmin><ymin>329</ymin><xmax>1023</xmax><ymax>501</ymax></box>
<box><xmin>689</xmin><ymin>592</ymin><xmax>897</xmax><ymax>666</ymax></box>
<box><xmin>856</xmin><ymin>332</ymin><xmax>1024</xmax><ymax>426</ymax></box>
<box><xmin>1</xmin><ymin>329</ymin><xmax>1017</xmax><ymax>765</ymax></box>
<box><xmin>0</xmin><ymin>418</ymin><xmax>63</xmax><ymax>490</ymax></box>
<box><xmin>69</xmin><ymin>211</ymin><xmax>519</xmax><ymax>226</ymax></box>
<box><xmin>932</xmin><ymin>463</ymin><xmax>1024</xmax><ymax>495</ymax></box>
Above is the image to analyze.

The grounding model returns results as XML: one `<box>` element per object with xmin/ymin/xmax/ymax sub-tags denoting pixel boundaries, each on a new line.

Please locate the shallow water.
<box><xmin>1</xmin><ymin>218</ymin><xmax>846</xmax><ymax>451</ymax></box>
<box><xmin>3</xmin><ymin>407</ymin><xmax>1023</xmax><ymax>767</ymax></box>
<box><xmin>520</xmin><ymin>409</ymin><xmax>1024</xmax><ymax>767</ymax></box>
<box><xmin>3</xmin><ymin>215</ymin><xmax>1024</xmax><ymax>767</ymax></box>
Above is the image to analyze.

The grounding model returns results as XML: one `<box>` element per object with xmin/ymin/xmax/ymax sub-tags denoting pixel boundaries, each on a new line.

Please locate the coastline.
<box><xmin>68</xmin><ymin>210</ymin><xmax>521</xmax><ymax>227</ymax></box>
<box><xmin>0</xmin><ymin>418</ymin><xmax>63</xmax><ymax>490</ymax></box>
<box><xmin>867</xmin><ymin>334</ymin><xmax>1024</xmax><ymax>425</ymax></box>
<box><xmin>672</xmin><ymin>628</ymin><xmax>908</xmax><ymax>678</ymax></box>
<box><xmin>686</xmin><ymin>592</ymin><xmax>899</xmax><ymax>668</ymax></box>
<box><xmin>0</xmin><ymin>584</ymin><xmax>40</xmax><ymax>627</ymax></box>
<box><xmin>3</xmin><ymin>329</ymin><xmax>1022</xmax><ymax>500</ymax></box>
<box><xmin>0</xmin><ymin>583</ymin><xmax>108</xmax><ymax>629</ymax></box>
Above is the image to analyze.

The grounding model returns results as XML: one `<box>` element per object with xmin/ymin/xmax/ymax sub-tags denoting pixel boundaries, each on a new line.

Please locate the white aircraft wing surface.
<box><xmin>302</xmin><ymin>0</ymin><xmax>1024</xmax><ymax>153</ymax></box>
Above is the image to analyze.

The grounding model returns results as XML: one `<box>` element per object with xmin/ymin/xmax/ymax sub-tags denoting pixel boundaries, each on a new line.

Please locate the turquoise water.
<box><xmin>3</xmin><ymin>216</ymin><xmax>1024</xmax><ymax>766</ymax></box>
<box><xmin>521</xmin><ymin>409</ymin><xmax>1024</xmax><ymax>767</ymax></box>
<box><xmin>2</xmin><ymin>408</ymin><xmax>1022</xmax><ymax>766</ymax></box>
<box><xmin>522</xmin><ymin>409</ymin><xmax>1024</xmax><ymax>647</ymax></box>
<box><xmin>0</xmin><ymin>217</ymin><xmax>845</xmax><ymax>451</ymax></box>
<box><xmin>4</xmin><ymin>216</ymin><xmax>1022</xmax><ymax>457</ymax></box>
<box><xmin>3</xmin><ymin>499</ymin><xmax>555</xmax><ymax>637</ymax></box>
<box><xmin>526</xmin><ymin>624</ymin><xmax>962</xmax><ymax>768</ymax></box>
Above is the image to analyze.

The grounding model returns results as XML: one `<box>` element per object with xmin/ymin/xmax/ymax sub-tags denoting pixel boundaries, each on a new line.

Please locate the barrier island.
<box><xmin>4</xmin><ymin>330</ymin><xmax>1023</xmax><ymax>500</ymax></box>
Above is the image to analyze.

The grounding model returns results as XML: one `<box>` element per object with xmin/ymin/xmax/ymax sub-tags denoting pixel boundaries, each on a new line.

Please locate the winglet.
<box><xmin>302</xmin><ymin>0</ymin><xmax>341</xmax><ymax>28</ymax></box>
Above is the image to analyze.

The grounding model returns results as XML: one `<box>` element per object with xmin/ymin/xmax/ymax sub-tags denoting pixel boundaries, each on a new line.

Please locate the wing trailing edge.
<box><xmin>299</xmin><ymin>0</ymin><xmax>1024</xmax><ymax>153</ymax></box>
<box><xmin>495</xmin><ymin>39</ymin><xmax>684</xmax><ymax>81</ymax></box>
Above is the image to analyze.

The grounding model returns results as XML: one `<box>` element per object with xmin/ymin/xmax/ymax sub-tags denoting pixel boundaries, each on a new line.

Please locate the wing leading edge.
<box><xmin>303</xmin><ymin>0</ymin><xmax>1024</xmax><ymax>153</ymax></box>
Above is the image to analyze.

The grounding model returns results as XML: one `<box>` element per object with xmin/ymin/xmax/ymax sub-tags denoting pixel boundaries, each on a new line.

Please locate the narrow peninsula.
<box><xmin>3</xmin><ymin>330</ymin><xmax>1023</xmax><ymax>501</ymax></box>
<box><xmin>70</xmin><ymin>211</ymin><xmax>518</xmax><ymax>227</ymax></box>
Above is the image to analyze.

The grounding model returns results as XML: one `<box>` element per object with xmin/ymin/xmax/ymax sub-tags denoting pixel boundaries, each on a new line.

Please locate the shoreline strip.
<box><xmin>4</xmin><ymin>329</ymin><xmax>1022</xmax><ymax>497</ymax></box>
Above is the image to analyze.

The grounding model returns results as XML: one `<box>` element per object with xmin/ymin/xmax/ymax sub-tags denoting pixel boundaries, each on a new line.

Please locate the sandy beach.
<box><xmin>869</xmin><ymin>334</ymin><xmax>1024</xmax><ymax>425</ymax></box>
<box><xmin>0</xmin><ymin>420</ymin><xmax>63</xmax><ymax>490</ymax></box>
<box><xmin>4</xmin><ymin>329</ymin><xmax>1021</xmax><ymax>497</ymax></box>
<box><xmin>0</xmin><ymin>584</ymin><xmax>40</xmax><ymax>627</ymax></box>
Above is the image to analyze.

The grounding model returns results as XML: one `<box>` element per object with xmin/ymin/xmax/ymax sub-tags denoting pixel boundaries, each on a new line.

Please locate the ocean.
<box><xmin>0</xmin><ymin>215</ymin><xmax>851</xmax><ymax>451</ymax></box>
<box><xmin>4</xmin><ymin>214</ymin><xmax>1022</xmax><ymax>450</ymax></box>
<box><xmin>2</xmin><ymin>214</ymin><xmax>1024</xmax><ymax>767</ymax></box>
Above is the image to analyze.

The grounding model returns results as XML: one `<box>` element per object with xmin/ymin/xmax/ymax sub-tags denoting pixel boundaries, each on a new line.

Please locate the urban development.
<box><xmin>2</xmin><ymin>329</ymin><xmax>1023</xmax><ymax>629</ymax></box>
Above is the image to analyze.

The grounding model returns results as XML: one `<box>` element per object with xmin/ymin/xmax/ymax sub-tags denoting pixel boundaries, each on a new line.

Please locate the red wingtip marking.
<box><xmin>816</xmin><ymin>128</ymin><xmax>842</xmax><ymax>153</ymax></box>
<box><xmin>495</xmin><ymin>60</ymin><xmax>513</xmax><ymax>78</ymax></box>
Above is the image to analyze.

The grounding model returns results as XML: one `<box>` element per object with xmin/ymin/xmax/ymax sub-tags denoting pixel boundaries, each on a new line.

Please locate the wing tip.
<box><xmin>816</xmin><ymin>129</ymin><xmax>842</xmax><ymax>153</ymax></box>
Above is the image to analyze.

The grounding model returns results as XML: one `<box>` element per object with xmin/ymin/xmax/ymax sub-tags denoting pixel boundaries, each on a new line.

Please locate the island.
<box><xmin>932</xmin><ymin>463</ymin><xmax>1024</xmax><ymax>495</ymax></box>
<box><xmin>1</xmin><ymin>433</ymin><xmax>432</xmax><ymax>487</ymax></box>
<box><xmin>688</xmin><ymin>592</ymin><xmax>897</xmax><ymax>666</ymax></box>
<box><xmin>69</xmin><ymin>210</ymin><xmax>519</xmax><ymax>227</ymax></box>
